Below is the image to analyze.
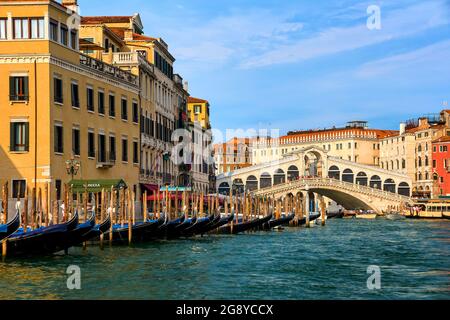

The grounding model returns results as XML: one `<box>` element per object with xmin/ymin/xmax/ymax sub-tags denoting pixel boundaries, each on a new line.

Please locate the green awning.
<box><xmin>68</xmin><ymin>179</ymin><xmax>127</xmax><ymax>193</ymax></box>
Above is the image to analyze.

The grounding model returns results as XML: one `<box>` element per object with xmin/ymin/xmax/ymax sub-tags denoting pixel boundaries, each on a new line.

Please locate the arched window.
<box><xmin>418</xmin><ymin>157</ymin><xmax>422</xmax><ymax>167</ymax></box>
<box><xmin>356</xmin><ymin>172</ymin><xmax>368</xmax><ymax>186</ymax></box>
<box><xmin>370</xmin><ymin>175</ymin><xmax>382</xmax><ymax>189</ymax></box>
<box><xmin>246</xmin><ymin>175</ymin><xmax>258</xmax><ymax>192</ymax></box>
<box><xmin>287</xmin><ymin>165</ymin><xmax>299</xmax><ymax>181</ymax></box>
<box><xmin>418</xmin><ymin>144</ymin><xmax>422</xmax><ymax>152</ymax></box>
<box><xmin>402</xmin><ymin>159</ymin><xmax>406</xmax><ymax>169</ymax></box>
<box><xmin>218</xmin><ymin>182</ymin><xmax>230</xmax><ymax>195</ymax></box>
<box><xmin>274</xmin><ymin>169</ymin><xmax>286</xmax><ymax>185</ymax></box>
<box><xmin>398</xmin><ymin>182</ymin><xmax>411</xmax><ymax>196</ymax></box>
<box><xmin>260</xmin><ymin>172</ymin><xmax>272</xmax><ymax>189</ymax></box>
<box><xmin>342</xmin><ymin>169</ymin><xmax>354</xmax><ymax>183</ymax></box>
<box><xmin>328</xmin><ymin>165</ymin><xmax>340</xmax><ymax>180</ymax></box>
<box><xmin>425</xmin><ymin>156</ymin><xmax>429</xmax><ymax>167</ymax></box>
<box><xmin>383</xmin><ymin>179</ymin><xmax>396</xmax><ymax>193</ymax></box>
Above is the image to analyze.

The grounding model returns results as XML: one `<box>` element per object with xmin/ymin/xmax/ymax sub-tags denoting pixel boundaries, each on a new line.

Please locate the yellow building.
<box><xmin>188</xmin><ymin>97</ymin><xmax>210</xmax><ymax>130</ymax></box>
<box><xmin>0</xmin><ymin>0</ymin><xmax>140</xmax><ymax>214</ymax></box>
<box><xmin>80</xmin><ymin>15</ymin><xmax>185</xmax><ymax>191</ymax></box>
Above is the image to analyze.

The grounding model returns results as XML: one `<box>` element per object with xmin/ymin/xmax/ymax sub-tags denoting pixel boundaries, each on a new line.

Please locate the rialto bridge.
<box><xmin>215</xmin><ymin>146</ymin><xmax>413</xmax><ymax>214</ymax></box>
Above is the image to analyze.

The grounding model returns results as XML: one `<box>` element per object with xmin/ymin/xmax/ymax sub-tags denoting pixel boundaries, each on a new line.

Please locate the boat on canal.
<box><xmin>0</xmin><ymin>210</ymin><xmax>20</xmax><ymax>241</ymax></box>
<box><xmin>6</xmin><ymin>212</ymin><xmax>79</xmax><ymax>257</ymax></box>
<box><xmin>106</xmin><ymin>217</ymin><xmax>166</xmax><ymax>243</ymax></box>
<box><xmin>261</xmin><ymin>213</ymin><xmax>295</xmax><ymax>230</ymax></box>
<box><xmin>217</xmin><ymin>213</ymin><xmax>273</xmax><ymax>235</ymax></box>
<box><xmin>405</xmin><ymin>201</ymin><xmax>450</xmax><ymax>220</ymax></box>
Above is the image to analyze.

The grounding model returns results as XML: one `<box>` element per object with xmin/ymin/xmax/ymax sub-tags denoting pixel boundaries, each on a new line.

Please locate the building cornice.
<box><xmin>0</xmin><ymin>54</ymin><xmax>139</xmax><ymax>93</ymax></box>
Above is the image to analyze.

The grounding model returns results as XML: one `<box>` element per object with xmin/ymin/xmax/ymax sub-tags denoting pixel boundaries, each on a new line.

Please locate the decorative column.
<box><xmin>7</xmin><ymin>13</ymin><xmax>12</xmax><ymax>40</ymax></box>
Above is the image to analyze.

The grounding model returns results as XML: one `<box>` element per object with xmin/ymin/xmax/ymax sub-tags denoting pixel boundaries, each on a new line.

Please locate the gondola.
<box><xmin>195</xmin><ymin>214</ymin><xmax>221</xmax><ymax>235</ymax></box>
<box><xmin>0</xmin><ymin>210</ymin><xmax>20</xmax><ymax>241</ymax></box>
<box><xmin>79</xmin><ymin>213</ymin><xmax>112</xmax><ymax>243</ymax></box>
<box><xmin>166</xmin><ymin>216</ymin><xmax>197</xmax><ymax>239</ymax></box>
<box><xmin>181</xmin><ymin>214</ymin><xmax>215</xmax><ymax>237</ymax></box>
<box><xmin>217</xmin><ymin>213</ymin><xmax>273</xmax><ymax>235</ymax></box>
<box><xmin>106</xmin><ymin>217</ymin><xmax>167</xmax><ymax>244</ymax></box>
<box><xmin>207</xmin><ymin>214</ymin><xmax>235</xmax><ymax>234</ymax></box>
<box><xmin>327</xmin><ymin>211</ymin><xmax>344</xmax><ymax>219</ymax></box>
<box><xmin>59</xmin><ymin>212</ymin><xmax>96</xmax><ymax>252</ymax></box>
<box><xmin>261</xmin><ymin>213</ymin><xmax>295</xmax><ymax>230</ymax></box>
<box><xmin>6</xmin><ymin>212</ymin><xmax>79</xmax><ymax>257</ymax></box>
<box><xmin>154</xmin><ymin>215</ymin><xmax>185</xmax><ymax>239</ymax></box>
<box><xmin>288</xmin><ymin>212</ymin><xmax>321</xmax><ymax>227</ymax></box>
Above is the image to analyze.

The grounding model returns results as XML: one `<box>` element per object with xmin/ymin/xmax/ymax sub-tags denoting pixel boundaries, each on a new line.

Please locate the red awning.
<box><xmin>141</xmin><ymin>184</ymin><xmax>159</xmax><ymax>192</ymax></box>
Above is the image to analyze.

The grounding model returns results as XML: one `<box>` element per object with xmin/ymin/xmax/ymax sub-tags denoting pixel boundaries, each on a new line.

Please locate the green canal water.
<box><xmin>0</xmin><ymin>218</ymin><xmax>449</xmax><ymax>300</ymax></box>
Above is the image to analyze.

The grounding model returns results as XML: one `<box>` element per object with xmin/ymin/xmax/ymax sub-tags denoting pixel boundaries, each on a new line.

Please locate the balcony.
<box><xmin>141</xmin><ymin>133</ymin><xmax>157</xmax><ymax>149</ymax></box>
<box><xmin>96</xmin><ymin>151</ymin><xmax>116</xmax><ymax>169</ymax></box>
<box><xmin>108</xmin><ymin>52</ymin><xmax>155</xmax><ymax>74</ymax></box>
<box><xmin>79</xmin><ymin>53</ymin><xmax>138</xmax><ymax>86</ymax></box>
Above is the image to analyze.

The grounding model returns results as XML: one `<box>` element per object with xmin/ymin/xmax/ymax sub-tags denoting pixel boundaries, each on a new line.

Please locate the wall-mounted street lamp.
<box><xmin>65</xmin><ymin>155</ymin><xmax>81</xmax><ymax>180</ymax></box>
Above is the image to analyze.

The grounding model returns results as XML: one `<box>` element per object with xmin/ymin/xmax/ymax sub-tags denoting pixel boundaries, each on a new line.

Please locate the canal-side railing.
<box><xmin>253</xmin><ymin>177</ymin><xmax>412</xmax><ymax>203</ymax></box>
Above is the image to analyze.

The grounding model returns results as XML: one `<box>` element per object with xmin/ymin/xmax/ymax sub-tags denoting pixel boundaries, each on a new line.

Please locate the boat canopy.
<box><xmin>68</xmin><ymin>179</ymin><xmax>127</xmax><ymax>193</ymax></box>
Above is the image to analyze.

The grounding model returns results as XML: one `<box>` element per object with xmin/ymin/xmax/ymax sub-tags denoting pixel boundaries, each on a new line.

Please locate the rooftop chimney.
<box><xmin>183</xmin><ymin>81</ymin><xmax>189</xmax><ymax>92</ymax></box>
<box><xmin>400</xmin><ymin>122</ymin><xmax>406</xmax><ymax>135</ymax></box>
<box><xmin>62</xmin><ymin>0</ymin><xmax>79</xmax><ymax>14</ymax></box>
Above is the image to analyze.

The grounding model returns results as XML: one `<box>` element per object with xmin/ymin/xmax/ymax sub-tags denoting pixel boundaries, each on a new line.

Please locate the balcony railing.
<box><xmin>96</xmin><ymin>151</ymin><xmax>116</xmax><ymax>169</ymax></box>
<box><xmin>10</xmin><ymin>95</ymin><xmax>29</xmax><ymax>102</ymax></box>
<box><xmin>107</xmin><ymin>52</ymin><xmax>155</xmax><ymax>74</ymax></box>
<box><xmin>80</xmin><ymin>53</ymin><xmax>138</xmax><ymax>86</ymax></box>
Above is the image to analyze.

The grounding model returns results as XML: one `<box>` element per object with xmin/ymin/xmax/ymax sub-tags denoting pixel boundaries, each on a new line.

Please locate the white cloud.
<box><xmin>240</xmin><ymin>1</ymin><xmax>450</xmax><ymax>68</ymax></box>
<box><xmin>356</xmin><ymin>39</ymin><xmax>450</xmax><ymax>77</ymax></box>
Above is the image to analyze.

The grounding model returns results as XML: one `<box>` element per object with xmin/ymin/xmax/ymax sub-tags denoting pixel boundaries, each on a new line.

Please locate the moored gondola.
<box><xmin>0</xmin><ymin>210</ymin><xmax>20</xmax><ymax>241</ymax></box>
<box><xmin>181</xmin><ymin>214</ymin><xmax>215</xmax><ymax>237</ymax></box>
<box><xmin>79</xmin><ymin>213</ymin><xmax>112</xmax><ymax>243</ymax></box>
<box><xmin>166</xmin><ymin>216</ymin><xmax>197</xmax><ymax>239</ymax></box>
<box><xmin>5</xmin><ymin>212</ymin><xmax>79</xmax><ymax>257</ymax></box>
<box><xmin>261</xmin><ymin>213</ymin><xmax>295</xmax><ymax>230</ymax></box>
<box><xmin>106</xmin><ymin>217</ymin><xmax>167</xmax><ymax>244</ymax></box>
<box><xmin>59</xmin><ymin>212</ymin><xmax>96</xmax><ymax>252</ymax></box>
<box><xmin>217</xmin><ymin>213</ymin><xmax>273</xmax><ymax>235</ymax></box>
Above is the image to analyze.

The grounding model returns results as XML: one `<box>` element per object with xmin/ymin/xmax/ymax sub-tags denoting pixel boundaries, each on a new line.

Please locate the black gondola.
<box><xmin>207</xmin><ymin>214</ymin><xmax>235</xmax><ymax>234</ymax></box>
<box><xmin>181</xmin><ymin>214</ymin><xmax>215</xmax><ymax>237</ymax></box>
<box><xmin>166</xmin><ymin>216</ymin><xmax>197</xmax><ymax>239</ymax></box>
<box><xmin>261</xmin><ymin>213</ymin><xmax>295</xmax><ymax>230</ymax></box>
<box><xmin>59</xmin><ymin>212</ymin><xmax>96</xmax><ymax>252</ymax></box>
<box><xmin>217</xmin><ymin>213</ymin><xmax>273</xmax><ymax>235</ymax></box>
<box><xmin>6</xmin><ymin>212</ymin><xmax>79</xmax><ymax>257</ymax></box>
<box><xmin>0</xmin><ymin>210</ymin><xmax>20</xmax><ymax>241</ymax></box>
<box><xmin>106</xmin><ymin>217</ymin><xmax>167</xmax><ymax>244</ymax></box>
<box><xmin>195</xmin><ymin>214</ymin><xmax>221</xmax><ymax>235</ymax></box>
<box><xmin>327</xmin><ymin>211</ymin><xmax>344</xmax><ymax>219</ymax></box>
<box><xmin>79</xmin><ymin>213</ymin><xmax>112</xmax><ymax>243</ymax></box>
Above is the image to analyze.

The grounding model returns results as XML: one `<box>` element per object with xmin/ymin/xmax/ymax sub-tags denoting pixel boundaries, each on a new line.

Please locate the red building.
<box><xmin>432</xmin><ymin>136</ymin><xmax>450</xmax><ymax>196</ymax></box>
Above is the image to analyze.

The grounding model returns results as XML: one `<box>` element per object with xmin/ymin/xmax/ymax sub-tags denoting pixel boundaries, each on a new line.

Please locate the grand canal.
<box><xmin>0</xmin><ymin>218</ymin><xmax>449</xmax><ymax>300</ymax></box>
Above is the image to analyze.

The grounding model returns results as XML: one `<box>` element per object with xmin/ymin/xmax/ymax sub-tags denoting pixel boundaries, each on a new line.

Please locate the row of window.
<box><xmin>9</xmin><ymin>121</ymin><xmax>138</xmax><ymax>164</ymax></box>
<box><xmin>140</xmin><ymin>112</ymin><xmax>175</xmax><ymax>143</ymax></box>
<box><xmin>154</xmin><ymin>51</ymin><xmax>173</xmax><ymax>80</ymax></box>
<box><xmin>433</xmin><ymin>145</ymin><xmax>449</xmax><ymax>153</ymax></box>
<box><xmin>54</xmin><ymin>125</ymin><xmax>138</xmax><ymax>164</ymax></box>
<box><xmin>0</xmin><ymin>17</ymin><xmax>77</xmax><ymax>49</ymax></box>
<box><xmin>9</xmin><ymin>75</ymin><xmax>138</xmax><ymax>122</ymax></box>
<box><xmin>381</xmin><ymin>159</ymin><xmax>407</xmax><ymax>171</ymax></box>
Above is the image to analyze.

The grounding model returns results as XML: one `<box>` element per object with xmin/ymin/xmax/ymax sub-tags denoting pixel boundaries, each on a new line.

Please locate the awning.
<box><xmin>68</xmin><ymin>179</ymin><xmax>127</xmax><ymax>193</ymax></box>
<box><xmin>141</xmin><ymin>184</ymin><xmax>159</xmax><ymax>192</ymax></box>
<box><xmin>79</xmin><ymin>38</ymin><xmax>104</xmax><ymax>51</ymax></box>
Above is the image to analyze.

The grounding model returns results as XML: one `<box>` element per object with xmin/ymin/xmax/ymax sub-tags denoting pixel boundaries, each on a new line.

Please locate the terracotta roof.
<box><xmin>433</xmin><ymin>136</ymin><xmax>450</xmax><ymax>143</ymax></box>
<box><xmin>188</xmin><ymin>97</ymin><xmax>209</xmax><ymax>104</ymax></box>
<box><xmin>81</xmin><ymin>16</ymin><xmax>132</xmax><ymax>25</ymax></box>
<box><xmin>281</xmin><ymin>127</ymin><xmax>397</xmax><ymax>142</ymax></box>
<box><xmin>108</xmin><ymin>28</ymin><xmax>156</xmax><ymax>42</ymax></box>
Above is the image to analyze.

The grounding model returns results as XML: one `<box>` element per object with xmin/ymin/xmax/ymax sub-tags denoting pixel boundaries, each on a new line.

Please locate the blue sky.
<box><xmin>79</xmin><ymin>0</ymin><xmax>450</xmax><ymax>137</ymax></box>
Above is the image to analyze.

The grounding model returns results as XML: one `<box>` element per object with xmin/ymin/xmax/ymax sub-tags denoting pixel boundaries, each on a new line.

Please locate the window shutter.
<box><xmin>61</xmin><ymin>127</ymin><xmax>64</xmax><ymax>153</ymax></box>
<box><xmin>54</xmin><ymin>126</ymin><xmax>58</xmax><ymax>153</ymax></box>
<box><xmin>9</xmin><ymin>77</ymin><xmax>15</xmax><ymax>98</ymax></box>
<box><xmin>24</xmin><ymin>123</ymin><xmax>29</xmax><ymax>152</ymax></box>
<box><xmin>23</xmin><ymin>77</ymin><xmax>29</xmax><ymax>97</ymax></box>
<box><xmin>10</xmin><ymin>122</ymin><xmax>15</xmax><ymax>151</ymax></box>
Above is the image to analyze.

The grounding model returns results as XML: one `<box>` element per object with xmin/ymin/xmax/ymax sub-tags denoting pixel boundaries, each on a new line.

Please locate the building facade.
<box><xmin>252</xmin><ymin>121</ymin><xmax>396</xmax><ymax>167</ymax></box>
<box><xmin>80</xmin><ymin>11</ymin><xmax>191</xmax><ymax>195</ymax></box>
<box><xmin>0</xmin><ymin>0</ymin><xmax>140</xmax><ymax>213</ymax></box>
<box><xmin>186</xmin><ymin>97</ymin><xmax>213</xmax><ymax>193</ymax></box>
<box><xmin>214</xmin><ymin>137</ymin><xmax>252</xmax><ymax>175</ymax></box>
<box><xmin>432</xmin><ymin>136</ymin><xmax>450</xmax><ymax>196</ymax></box>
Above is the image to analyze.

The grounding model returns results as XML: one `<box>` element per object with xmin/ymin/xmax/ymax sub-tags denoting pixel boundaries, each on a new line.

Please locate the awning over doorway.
<box><xmin>141</xmin><ymin>184</ymin><xmax>159</xmax><ymax>192</ymax></box>
<box><xmin>68</xmin><ymin>179</ymin><xmax>127</xmax><ymax>193</ymax></box>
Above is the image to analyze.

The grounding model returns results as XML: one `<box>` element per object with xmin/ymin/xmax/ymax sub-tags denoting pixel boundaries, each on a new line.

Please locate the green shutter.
<box><xmin>9</xmin><ymin>77</ymin><xmax>15</xmax><ymax>99</ymax></box>
<box><xmin>10</xmin><ymin>122</ymin><xmax>15</xmax><ymax>151</ymax></box>
<box><xmin>24</xmin><ymin>123</ymin><xmax>29</xmax><ymax>152</ymax></box>
<box><xmin>23</xmin><ymin>77</ymin><xmax>29</xmax><ymax>98</ymax></box>
<box><xmin>54</xmin><ymin>126</ymin><xmax>58</xmax><ymax>153</ymax></box>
